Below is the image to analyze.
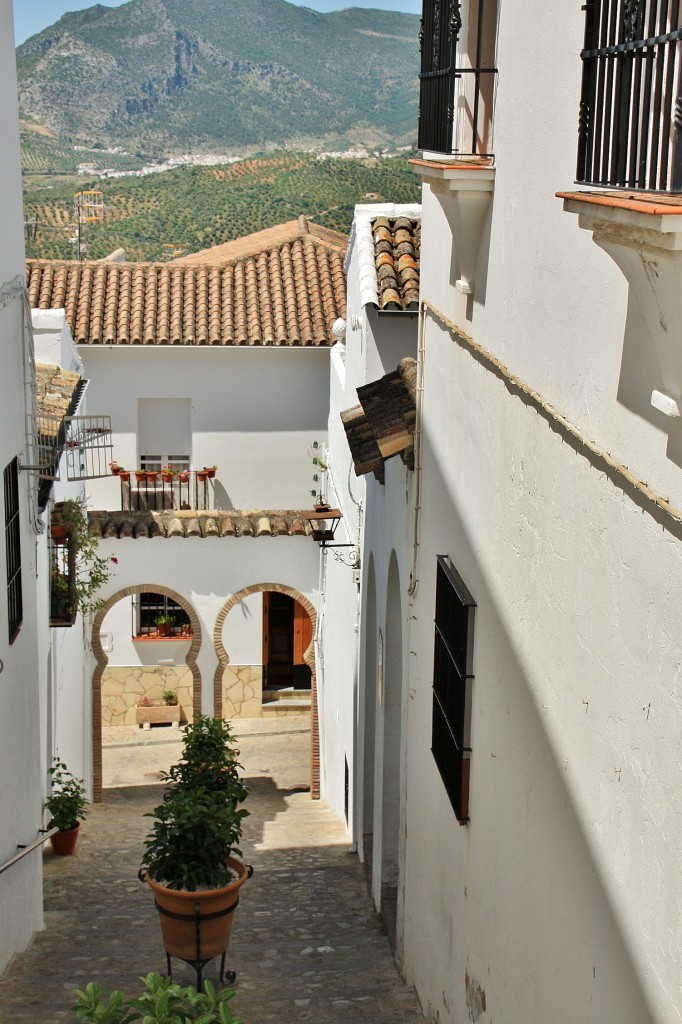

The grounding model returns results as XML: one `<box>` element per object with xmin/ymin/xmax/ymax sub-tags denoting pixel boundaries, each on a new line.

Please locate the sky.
<box><xmin>13</xmin><ymin>0</ymin><xmax>422</xmax><ymax>45</ymax></box>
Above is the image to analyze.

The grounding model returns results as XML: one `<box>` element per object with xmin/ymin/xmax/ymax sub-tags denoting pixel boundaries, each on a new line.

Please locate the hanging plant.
<box><xmin>51</xmin><ymin>497</ymin><xmax>116</xmax><ymax>616</ymax></box>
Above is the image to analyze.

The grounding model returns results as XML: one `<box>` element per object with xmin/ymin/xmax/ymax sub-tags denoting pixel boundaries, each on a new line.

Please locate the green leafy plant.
<box><xmin>44</xmin><ymin>757</ymin><xmax>88</xmax><ymax>832</ymax></box>
<box><xmin>155</xmin><ymin>614</ymin><xmax>175</xmax><ymax>627</ymax></box>
<box><xmin>163</xmin><ymin>716</ymin><xmax>248</xmax><ymax>801</ymax></box>
<box><xmin>51</xmin><ymin>497</ymin><xmax>115</xmax><ymax>615</ymax></box>
<box><xmin>73</xmin><ymin>972</ymin><xmax>243</xmax><ymax>1024</ymax></box>
<box><xmin>143</xmin><ymin>786</ymin><xmax>248</xmax><ymax>891</ymax></box>
<box><xmin>141</xmin><ymin>717</ymin><xmax>249</xmax><ymax>891</ymax></box>
<box><xmin>307</xmin><ymin>440</ymin><xmax>329</xmax><ymax>505</ymax></box>
<box><xmin>162</xmin><ymin>689</ymin><xmax>178</xmax><ymax>706</ymax></box>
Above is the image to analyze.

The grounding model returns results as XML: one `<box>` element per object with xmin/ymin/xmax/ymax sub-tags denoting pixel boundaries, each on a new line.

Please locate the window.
<box><xmin>135</xmin><ymin>593</ymin><xmax>191</xmax><ymax>637</ymax></box>
<box><xmin>418</xmin><ymin>0</ymin><xmax>498</xmax><ymax>157</ymax></box>
<box><xmin>4</xmin><ymin>458</ymin><xmax>23</xmax><ymax>643</ymax></box>
<box><xmin>138</xmin><ymin>398</ymin><xmax>190</xmax><ymax>469</ymax></box>
<box><xmin>431</xmin><ymin>555</ymin><xmax>475</xmax><ymax>823</ymax></box>
<box><xmin>577</xmin><ymin>0</ymin><xmax>682</xmax><ymax>192</ymax></box>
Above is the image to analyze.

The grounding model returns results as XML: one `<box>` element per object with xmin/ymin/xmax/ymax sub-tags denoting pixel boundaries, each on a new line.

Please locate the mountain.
<box><xmin>16</xmin><ymin>0</ymin><xmax>420</xmax><ymax>157</ymax></box>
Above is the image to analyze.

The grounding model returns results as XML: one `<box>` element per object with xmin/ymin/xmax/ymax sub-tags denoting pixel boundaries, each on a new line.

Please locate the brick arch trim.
<box><xmin>213</xmin><ymin>583</ymin><xmax>319</xmax><ymax>799</ymax></box>
<box><xmin>90</xmin><ymin>585</ymin><xmax>202</xmax><ymax>802</ymax></box>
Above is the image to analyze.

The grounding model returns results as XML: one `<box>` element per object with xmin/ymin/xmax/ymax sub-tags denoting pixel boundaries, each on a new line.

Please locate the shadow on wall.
<box><xmin>407</xmin><ymin>419</ymin><xmax>662</xmax><ymax>1024</ymax></box>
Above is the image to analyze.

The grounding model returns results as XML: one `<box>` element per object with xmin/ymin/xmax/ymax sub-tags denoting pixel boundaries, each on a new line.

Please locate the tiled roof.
<box><xmin>88</xmin><ymin>509</ymin><xmax>317</xmax><ymax>539</ymax></box>
<box><xmin>174</xmin><ymin>216</ymin><xmax>347</xmax><ymax>265</ymax></box>
<box><xmin>352</xmin><ymin>203</ymin><xmax>421</xmax><ymax>311</ymax></box>
<box><xmin>35</xmin><ymin>363</ymin><xmax>82</xmax><ymax>432</ymax></box>
<box><xmin>341</xmin><ymin>358</ymin><xmax>417</xmax><ymax>482</ymax></box>
<box><xmin>26</xmin><ymin>226</ymin><xmax>347</xmax><ymax>347</ymax></box>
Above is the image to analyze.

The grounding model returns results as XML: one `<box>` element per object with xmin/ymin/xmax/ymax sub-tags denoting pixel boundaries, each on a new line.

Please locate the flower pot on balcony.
<box><xmin>135</xmin><ymin>471</ymin><xmax>146</xmax><ymax>483</ymax></box>
<box><xmin>50</xmin><ymin>523</ymin><xmax>70</xmax><ymax>542</ymax></box>
<box><xmin>197</xmin><ymin>471</ymin><xmax>209</xmax><ymax>482</ymax></box>
<box><xmin>205</xmin><ymin>467</ymin><xmax>216</xmax><ymax>479</ymax></box>
<box><xmin>146</xmin><ymin>471</ymin><xmax>159</xmax><ymax>483</ymax></box>
<box><xmin>118</xmin><ymin>470</ymin><xmax>130</xmax><ymax>482</ymax></box>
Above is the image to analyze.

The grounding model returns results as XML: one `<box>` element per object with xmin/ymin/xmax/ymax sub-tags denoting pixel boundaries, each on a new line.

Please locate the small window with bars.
<box><xmin>4</xmin><ymin>458</ymin><xmax>23</xmax><ymax>643</ymax></box>
<box><xmin>431</xmin><ymin>554</ymin><xmax>475</xmax><ymax>823</ymax></box>
<box><xmin>134</xmin><ymin>592</ymin><xmax>191</xmax><ymax>638</ymax></box>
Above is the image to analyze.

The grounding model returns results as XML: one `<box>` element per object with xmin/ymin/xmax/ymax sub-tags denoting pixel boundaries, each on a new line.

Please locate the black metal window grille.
<box><xmin>577</xmin><ymin>0</ymin><xmax>682</xmax><ymax>191</ymax></box>
<box><xmin>431</xmin><ymin>555</ymin><xmax>475</xmax><ymax>823</ymax></box>
<box><xmin>135</xmin><ymin>593</ymin><xmax>191</xmax><ymax>637</ymax></box>
<box><xmin>4</xmin><ymin>458</ymin><xmax>23</xmax><ymax>643</ymax></box>
<box><xmin>418</xmin><ymin>0</ymin><xmax>498</xmax><ymax>156</ymax></box>
<box><xmin>49</xmin><ymin>533</ymin><xmax>77</xmax><ymax>628</ymax></box>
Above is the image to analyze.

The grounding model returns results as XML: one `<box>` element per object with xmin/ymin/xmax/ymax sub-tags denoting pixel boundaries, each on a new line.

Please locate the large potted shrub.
<box><xmin>140</xmin><ymin>717</ymin><xmax>251</xmax><ymax>984</ymax></box>
<box><xmin>44</xmin><ymin>757</ymin><xmax>88</xmax><ymax>855</ymax></box>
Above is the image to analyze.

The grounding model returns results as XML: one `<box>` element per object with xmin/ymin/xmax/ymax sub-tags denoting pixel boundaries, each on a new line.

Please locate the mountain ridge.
<box><xmin>17</xmin><ymin>0</ymin><xmax>420</xmax><ymax>159</ymax></box>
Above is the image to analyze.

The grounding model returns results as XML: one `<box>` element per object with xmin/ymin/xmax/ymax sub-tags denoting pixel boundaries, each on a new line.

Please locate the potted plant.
<box><xmin>140</xmin><ymin>717</ymin><xmax>251</xmax><ymax>975</ymax></box>
<box><xmin>118</xmin><ymin>469</ymin><xmax>130</xmax><ymax>482</ymax></box>
<box><xmin>178</xmin><ymin>469</ymin><xmax>190</xmax><ymax>483</ymax></box>
<box><xmin>108</xmin><ymin>461</ymin><xmax>121</xmax><ymax>475</ymax></box>
<box><xmin>155</xmin><ymin>612</ymin><xmax>175</xmax><ymax>637</ymax></box>
<box><xmin>134</xmin><ymin>469</ymin><xmax>147</xmax><ymax>483</ymax></box>
<box><xmin>162</xmin><ymin>466</ymin><xmax>175</xmax><ymax>481</ymax></box>
<box><xmin>51</xmin><ymin>498</ymin><xmax>115</xmax><ymax>617</ymax></box>
<box><xmin>135</xmin><ymin>692</ymin><xmax>182</xmax><ymax>729</ymax></box>
<box><xmin>44</xmin><ymin>757</ymin><xmax>88</xmax><ymax>856</ymax></box>
<box><xmin>73</xmin><ymin>972</ymin><xmax>243</xmax><ymax>1021</ymax></box>
<box><xmin>203</xmin><ymin>465</ymin><xmax>217</xmax><ymax>479</ymax></box>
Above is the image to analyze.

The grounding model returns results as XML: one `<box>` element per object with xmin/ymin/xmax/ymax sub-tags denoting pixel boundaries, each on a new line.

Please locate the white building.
<box><xmin>320</xmin><ymin>2</ymin><xmax>682</xmax><ymax>1023</ymax></box>
<box><xmin>27</xmin><ymin>218</ymin><xmax>347</xmax><ymax>800</ymax></box>
<box><xmin>0</xmin><ymin>0</ymin><xmax>44</xmax><ymax>973</ymax></box>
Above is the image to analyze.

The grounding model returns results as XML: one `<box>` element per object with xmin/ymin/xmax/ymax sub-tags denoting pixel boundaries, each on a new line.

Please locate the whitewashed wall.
<box><xmin>80</xmin><ymin>347</ymin><xmax>330</xmax><ymax>511</ymax></box>
<box><xmin>0</xmin><ymin>0</ymin><xmax>43</xmax><ymax>974</ymax></box>
<box><xmin>318</xmin><ymin>208</ymin><xmax>417</xmax><ymax>870</ymax></box>
<box><xmin>401</xmin><ymin>3</ymin><xmax>682</xmax><ymax>1023</ymax></box>
<box><xmin>94</xmin><ymin>535</ymin><xmax>320</xmax><ymax>719</ymax></box>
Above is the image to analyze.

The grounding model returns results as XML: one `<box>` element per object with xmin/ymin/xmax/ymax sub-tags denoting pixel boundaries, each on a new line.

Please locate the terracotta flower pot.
<box><xmin>118</xmin><ymin>471</ymin><xmax>130</xmax><ymax>482</ymax></box>
<box><xmin>145</xmin><ymin>856</ymin><xmax>251</xmax><ymax>961</ymax></box>
<box><xmin>206</xmin><ymin>468</ymin><xmax>216</xmax><ymax>479</ymax></box>
<box><xmin>50</xmin><ymin>523</ymin><xmax>69</xmax><ymax>542</ymax></box>
<box><xmin>146</xmin><ymin>471</ymin><xmax>159</xmax><ymax>483</ymax></box>
<box><xmin>197</xmin><ymin>471</ymin><xmax>209</xmax><ymax>482</ymax></box>
<box><xmin>135</xmin><ymin>471</ymin><xmax>146</xmax><ymax>482</ymax></box>
<box><xmin>50</xmin><ymin>822</ymin><xmax>80</xmax><ymax>856</ymax></box>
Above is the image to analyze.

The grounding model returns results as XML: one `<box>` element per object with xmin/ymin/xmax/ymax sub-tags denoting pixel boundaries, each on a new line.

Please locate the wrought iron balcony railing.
<box><xmin>577</xmin><ymin>0</ymin><xmax>682</xmax><ymax>192</ymax></box>
<box><xmin>119</xmin><ymin>471</ymin><xmax>221</xmax><ymax>512</ymax></box>
<box><xmin>418</xmin><ymin>0</ymin><xmax>497</xmax><ymax>157</ymax></box>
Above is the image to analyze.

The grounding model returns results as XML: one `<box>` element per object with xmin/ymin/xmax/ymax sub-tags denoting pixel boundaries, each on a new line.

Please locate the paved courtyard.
<box><xmin>0</xmin><ymin>720</ymin><xmax>428</xmax><ymax>1024</ymax></box>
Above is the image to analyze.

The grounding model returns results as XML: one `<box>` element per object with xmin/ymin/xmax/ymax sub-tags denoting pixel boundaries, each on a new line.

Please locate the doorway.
<box><xmin>262</xmin><ymin>592</ymin><xmax>312</xmax><ymax>691</ymax></box>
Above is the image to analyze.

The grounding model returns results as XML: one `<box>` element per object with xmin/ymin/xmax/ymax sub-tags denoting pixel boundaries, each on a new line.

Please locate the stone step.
<box><xmin>263</xmin><ymin>687</ymin><xmax>312</xmax><ymax>703</ymax></box>
<box><xmin>262</xmin><ymin>699</ymin><xmax>311</xmax><ymax>716</ymax></box>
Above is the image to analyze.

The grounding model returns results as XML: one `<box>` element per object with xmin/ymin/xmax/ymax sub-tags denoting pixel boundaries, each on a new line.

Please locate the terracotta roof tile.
<box><xmin>87</xmin><ymin>509</ymin><xmax>316</xmax><ymax>539</ymax></box>
<box><xmin>172</xmin><ymin>217</ymin><xmax>347</xmax><ymax>265</ymax></box>
<box><xmin>342</xmin><ymin>358</ymin><xmax>417</xmax><ymax>479</ymax></box>
<box><xmin>372</xmin><ymin>216</ymin><xmax>421</xmax><ymax>310</ymax></box>
<box><xmin>26</xmin><ymin>224</ymin><xmax>347</xmax><ymax>348</ymax></box>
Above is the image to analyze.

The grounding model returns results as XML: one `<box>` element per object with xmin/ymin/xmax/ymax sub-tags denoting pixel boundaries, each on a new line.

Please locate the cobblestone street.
<box><xmin>0</xmin><ymin>722</ymin><xmax>427</xmax><ymax>1024</ymax></box>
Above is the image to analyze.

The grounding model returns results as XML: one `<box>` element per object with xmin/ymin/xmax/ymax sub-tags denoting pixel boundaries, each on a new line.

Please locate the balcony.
<box><xmin>117</xmin><ymin>470</ymin><xmax>222</xmax><ymax>512</ymax></box>
<box><xmin>577</xmin><ymin>0</ymin><xmax>682</xmax><ymax>192</ymax></box>
<box><xmin>418</xmin><ymin>0</ymin><xmax>497</xmax><ymax>158</ymax></box>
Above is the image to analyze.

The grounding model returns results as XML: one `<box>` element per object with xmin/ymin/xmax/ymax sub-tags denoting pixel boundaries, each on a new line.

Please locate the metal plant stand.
<box><xmin>140</xmin><ymin>865</ymin><xmax>253</xmax><ymax>993</ymax></box>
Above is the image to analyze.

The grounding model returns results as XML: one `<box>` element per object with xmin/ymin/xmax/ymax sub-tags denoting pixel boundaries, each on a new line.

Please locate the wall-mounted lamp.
<box><xmin>302</xmin><ymin>504</ymin><xmax>347</xmax><ymax>547</ymax></box>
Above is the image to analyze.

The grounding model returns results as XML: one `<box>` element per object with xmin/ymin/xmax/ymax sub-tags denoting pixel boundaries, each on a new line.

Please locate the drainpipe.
<box><xmin>407</xmin><ymin>301</ymin><xmax>426</xmax><ymax>599</ymax></box>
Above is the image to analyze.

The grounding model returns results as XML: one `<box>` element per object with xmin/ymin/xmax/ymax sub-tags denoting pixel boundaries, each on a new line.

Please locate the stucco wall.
<box><xmin>0</xmin><ymin>0</ymin><xmax>44</xmax><ymax>974</ymax></box>
<box><xmin>400</xmin><ymin>3</ymin><xmax>682</xmax><ymax>1021</ymax></box>
<box><xmin>79</xmin><ymin>346</ymin><xmax>330</xmax><ymax>511</ymax></box>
